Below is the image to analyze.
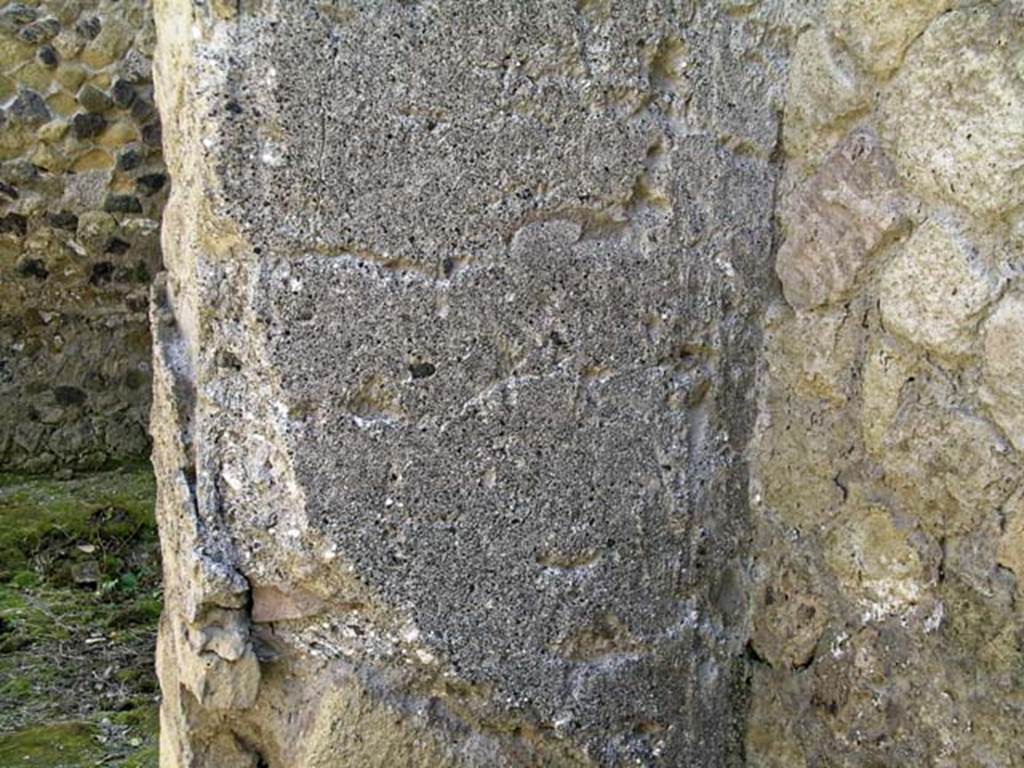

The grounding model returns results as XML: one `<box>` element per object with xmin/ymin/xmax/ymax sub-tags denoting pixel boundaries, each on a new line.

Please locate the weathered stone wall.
<box><xmin>151</xmin><ymin>0</ymin><xmax>1024</xmax><ymax>765</ymax></box>
<box><xmin>150</xmin><ymin>0</ymin><xmax>796</xmax><ymax>765</ymax></box>
<box><xmin>0</xmin><ymin>0</ymin><xmax>164</xmax><ymax>472</ymax></box>
<box><xmin>748</xmin><ymin>1</ymin><xmax>1024</xmax><ymax>765</ymax></box>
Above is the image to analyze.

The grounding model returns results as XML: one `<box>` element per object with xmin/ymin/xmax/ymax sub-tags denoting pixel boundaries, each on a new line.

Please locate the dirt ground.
<box><xmin>0</xmin><ymin>466</ymin><xmax>160</xmax><ymax>767</ymax></box>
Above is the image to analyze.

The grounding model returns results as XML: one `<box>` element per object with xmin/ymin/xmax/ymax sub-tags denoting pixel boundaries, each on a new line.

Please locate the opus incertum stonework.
<box><xmin>11</xmin><ymin>0</ymin><xmax>1010</xmax><ymax>764</ymax></box>
<box><xmin>0</xmin><ymin>0</ymin><xmax>166</xmax><ymax>472</ymax></box>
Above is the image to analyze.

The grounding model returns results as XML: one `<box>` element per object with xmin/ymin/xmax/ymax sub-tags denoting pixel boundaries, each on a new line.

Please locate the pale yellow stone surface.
<box><xmin>89</xmin><ymin>70</ymin><xmax>112</xmax><ymax>89</ymax></box>
<box><xmin>55</xmin><ymin>62</ymin><xmax>88</xmax><ymax>91</ymax></box>
<box><xmin>14</xmin><ymin>61</ymin><xmax>53</xmax><ymax>92</ymax></box>
<box><xmin>72</xmin><ymin>147</ymin><xmax>114</xmax><ymax>172</ymax></box>
<box><xmin>0</xmin><ymin>34</ymin><xmax>35</xmax><ymax>70</ymax></box>
<box><xmin>52</xmin><ymin>28</ymin><xmax>84</xmax><ymax>60</ymax></box>
<box><xmin>98</xmin><ymin>120</ymin><xmax>140</xmax><ymax>148</ymax></box>
<box><xmin>45</xmin><ymin>90</ymin><xmax>78</xmax><ymax>116</ymax></box>
<box><xmin>0</xmin><ymin>123</ymin><xmax>33</xmax><ymax>161</ymax></box>
<box><xmin>997</xmin><ymin>490</ymin><xmax>1024</xmax><ymax>581</ymax></box>
<box><xmin>782</xmin><ymin>27</ymin><xmax>866</xmax><ymax>165</ymax></box>
<box><xmin>981</xmin><ymin>294</ymin><xmax>1024</xmax><ymax>451</ymax></box>
<box><xmin>750</xmin><ymin>563</ymin><xmax>827</xmax><ymax>669</ymax></box>
<box><xmin>36</xmin><ymin>118</ymin><xmax>69</xmax><ymax>143</ymax></box>
<box><xmin>770</xmin><ymin>304</ymin><xmax>864</xmax><ymax>405</ymax></box>
<box><xmin>110</xmin><ymin>175</ymin><xmax>136</xmax><ymax>195</ymax></box>
<box><xmin>827</xmin><ymin>0</ymin><xmax>951</xmax><ymax>76</ymax></box>
<box><xmin>860</xmin><ymin>338</ymin><xmax>915</xmax><ymax>456</ymax></box>
<box><xmin>0</xmin><ymin>74</ymin><xmax>15</xmax><ymax>101</ymax></box>
<box><xmin>81</xmin><ymin>18</ymin><xmax>133</xmax><ymax>69</ymax></box>
<box><xmin>880</xmin><ymin>6</ymin><xmax>1024</xmax><ymax>218</ymax></box>
<box><xmin>879</xmin><ymin>215</ymin><xmax>996</xmax><ymax>358</ymax></box>
<box><xmin>882</xmin><ymin>399</ymin><xmax>1017</xmax><ymax>537</ymax></box>
<box><xmin>826</xmin><ymin>503</ymin><xmax>924</xmax><ymax>616</ymax></box>
<box><xmin>31</xmin><ymin>143</ymin><xmax>68</xmax><ymax>173</ymax></box>
<box><xmin>75</xmin><ymin>211</ymin><xmax>118</xmax><ymax>249</ymax></box>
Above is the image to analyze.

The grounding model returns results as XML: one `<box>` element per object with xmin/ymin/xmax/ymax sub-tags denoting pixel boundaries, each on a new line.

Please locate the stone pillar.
<box><xmin>151</xmin><ymin>1</ymin><xmax>790</xmax><ymax>765</ymax></box>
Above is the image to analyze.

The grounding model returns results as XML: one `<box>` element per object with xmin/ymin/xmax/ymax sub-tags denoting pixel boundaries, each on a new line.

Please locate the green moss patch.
<box><xmin>0</xmin><ymin>466</ymin><xmax>160</xmax><ymax>767</ymax></box>
<box><xmin>0</xmin><ymin>465</ymin><xmax>156</xmax><ymax>580</ymax></box>
<box><xmin>0</xmin><ymin>721</ymin><xmax>103</xmax><ymax>767</ymax></box>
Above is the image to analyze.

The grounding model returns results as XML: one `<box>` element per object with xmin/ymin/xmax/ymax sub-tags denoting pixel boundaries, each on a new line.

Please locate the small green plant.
<box><xmin>9</xmin><ymin>571</ymin><xmax>38</xmax><ymax>589</ymax></box>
